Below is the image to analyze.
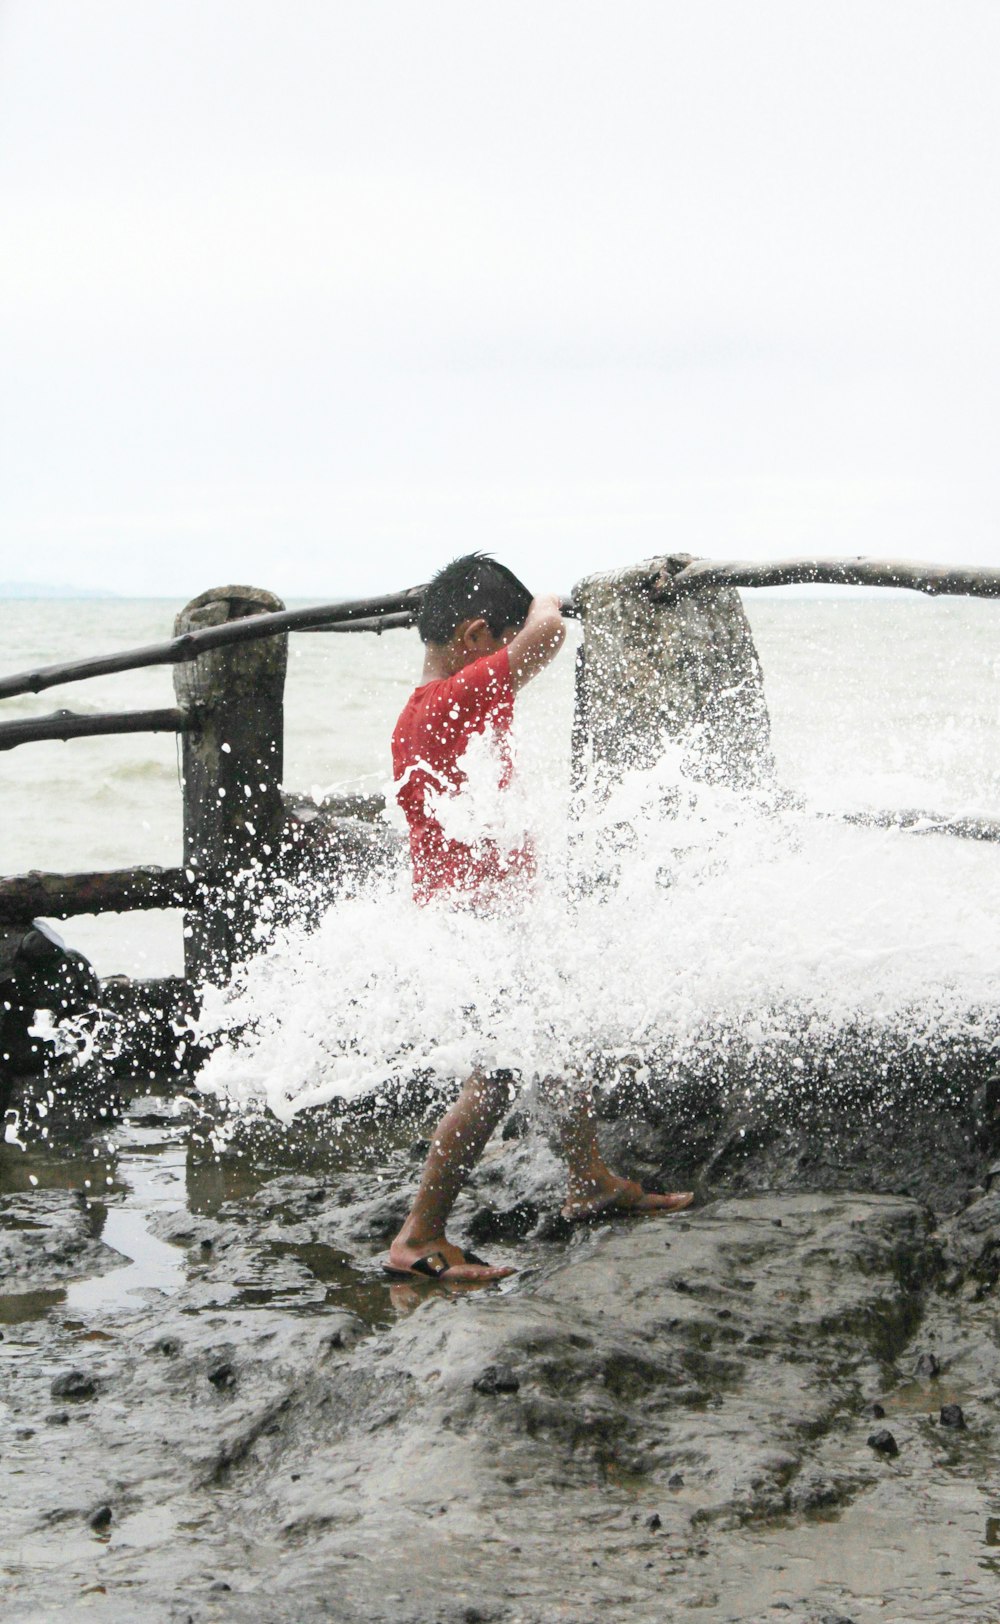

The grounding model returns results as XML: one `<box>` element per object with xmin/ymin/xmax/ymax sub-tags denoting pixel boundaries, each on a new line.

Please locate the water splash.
<box><xmin>193</xmin><ymin>729</ymin><xmax>1000</xmax><ymax>1124</ymax></box>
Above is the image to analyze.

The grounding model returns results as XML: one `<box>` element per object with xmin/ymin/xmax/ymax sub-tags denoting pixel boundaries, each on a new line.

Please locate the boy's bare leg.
<box><xmin>388</xmin><ymin>1071</ymin><xmax>515</xmax><ymax>1281</ymax></box>
<box><xmin>546</xmin><ymin>1079</ymin><xmax>693</xmax><ymax>1219</ymax></box>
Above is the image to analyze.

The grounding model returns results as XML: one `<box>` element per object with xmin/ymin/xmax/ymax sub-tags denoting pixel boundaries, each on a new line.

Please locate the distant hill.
<box><xmin>0</xmin><ymin>582</ymin><xmax>118</xmax><ymax>599</ymax></box>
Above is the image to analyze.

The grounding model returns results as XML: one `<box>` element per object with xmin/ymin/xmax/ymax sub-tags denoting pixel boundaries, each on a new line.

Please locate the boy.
<box><xmin>387</xmin><ymin>554</ymin><xmax>692</xmax><ymax>1283</ymax></box>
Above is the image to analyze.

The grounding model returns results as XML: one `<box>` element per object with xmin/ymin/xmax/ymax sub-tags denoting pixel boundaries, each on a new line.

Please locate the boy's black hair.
<box><xmin>417</xmin><ymin>552</ymin><xmax>533</xmax><ymax>645</ymax></box>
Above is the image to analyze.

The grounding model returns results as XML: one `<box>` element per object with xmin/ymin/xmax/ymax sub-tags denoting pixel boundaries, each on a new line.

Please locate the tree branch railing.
<box><xmin>3</xmin><ymin>559</ymin><xmax>995</xmax><ymax>706</ymax></box>
<box><xmin>0</xmin><ymin>587</ymin><xmax>428</xmax><ymax>700</ymax></box>
<box><xmin>0</xmin><ymin>589</ymin><xmax>580</xmax><ymax>699</ymax></box>
<box><xmin>0</xmin><ymin>707</ymin><xmax>189</xmax><ymax>753</ymax></box>
<box><xmin>300</xmin><ymin>610</ymin><xmax>419</xmax><ymax>634</ymax></box>
<box><xmin>8</xmin><ymin>554</ymin><xmax>995</xmax><ymax>705</ymax></box>
<box><xmin>0</xmin><ymin>866</ymin><xmax>193</xmax><ymax>926</ymax></box>
<box><xmin>832</xmin><ymin>807</ymin><xmax>1000</xmax><ymax>844</ymax></box>
<box><xmin>655</xmin><ymin>555</ymin><xmax>1000</xmax><ymax>601</ymax></box>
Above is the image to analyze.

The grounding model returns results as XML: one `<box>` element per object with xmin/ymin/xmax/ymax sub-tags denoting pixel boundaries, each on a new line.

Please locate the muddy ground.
<box><xmin>5</xmin><ymin>1052</ymin><xmax>1000</xmax><ymax>1624</ymax></box>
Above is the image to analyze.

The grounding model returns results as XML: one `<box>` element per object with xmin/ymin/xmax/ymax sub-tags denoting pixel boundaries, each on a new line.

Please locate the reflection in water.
<box><xmin>1</xmin><ymin>1097</ymin><xmax>415</xmax><ymax>1330</ymax></box>
<box><xmin>65</xmin><ymin>1140</ymin><xmax>188</xmax><ymax>1315</ymax></box>
<box><xmin>0</xmin><ymin>1286</ymin><xmax>65</xmax><ymax>1324</ymax></box>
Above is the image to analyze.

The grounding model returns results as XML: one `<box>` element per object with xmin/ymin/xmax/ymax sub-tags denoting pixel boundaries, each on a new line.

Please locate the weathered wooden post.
<box><xmin>173</xmin><ymin>587</ymin><xmax>287</xmax><ymax>986</ymax></box>
<box><xmin>572</xmin><ymin>553</ymin><xmax>775</xmax><ymax>792</ymax></box>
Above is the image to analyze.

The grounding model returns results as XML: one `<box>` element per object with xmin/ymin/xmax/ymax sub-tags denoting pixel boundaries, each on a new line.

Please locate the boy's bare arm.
<box><xmin>507</xmin><ymin>595</ymin><xmax>566</xmax><ymax>692</ymax></box>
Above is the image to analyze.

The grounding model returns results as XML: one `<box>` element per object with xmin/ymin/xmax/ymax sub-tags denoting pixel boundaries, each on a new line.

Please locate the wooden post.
<box><xmin>173</xmin><ymin>587</ymin><xmax>287</xmax><ymax>985</ymax></box>
<box><xmin>572</xmin><ymin>554</ymin><xmax>775</xmax><ymax>792</ymax></box>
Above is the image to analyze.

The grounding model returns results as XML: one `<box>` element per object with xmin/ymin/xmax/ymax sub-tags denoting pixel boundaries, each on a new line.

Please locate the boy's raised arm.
<box><xmin>506</xmin><ymin>594</ymin><xmax>566</xmax><ymax>692</ymax></box>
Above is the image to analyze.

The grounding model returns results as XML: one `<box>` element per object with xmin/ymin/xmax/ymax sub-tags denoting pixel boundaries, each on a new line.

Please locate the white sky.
<box><xmin>2</xmin><ymin>0</ymin><xmax>998</xmax><ymax>598</ymax></box>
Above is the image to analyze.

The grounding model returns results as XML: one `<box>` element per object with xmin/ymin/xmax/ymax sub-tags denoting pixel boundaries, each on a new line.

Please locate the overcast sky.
<box><xmin>2</xmin><ymin>1</ymin><xmax>998</xmax><ymax>599</ymax></box>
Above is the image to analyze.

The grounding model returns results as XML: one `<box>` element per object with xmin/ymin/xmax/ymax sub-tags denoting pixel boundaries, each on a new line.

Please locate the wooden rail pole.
<box><xmin>173</xmin><ymin>587</ymin><xmax>288</xmax><ymax>985</ymax></box>
<box><xmin>0</xmin><ymin>707</ymin><xmax>188</xmax><ymax>752</ymax></box>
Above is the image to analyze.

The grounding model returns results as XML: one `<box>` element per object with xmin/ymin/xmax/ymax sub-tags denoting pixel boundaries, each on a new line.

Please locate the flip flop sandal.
<box><xmin>383</xmin><ymin>1248</ymin><xmax>499</xmax><ymax>1282</ymax></box>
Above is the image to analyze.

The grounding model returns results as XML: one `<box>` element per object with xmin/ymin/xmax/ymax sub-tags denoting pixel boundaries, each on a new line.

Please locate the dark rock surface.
<box><xmin>866</xmin><ymin>1427</ymin><xmax>899</xmax><ymax>1457</ymax></box>
<box><xmin>5</xmin><ymin>1077</ymin><xmax>1000</xmax><ymax>1621</ymax></box>
<box><xmin>1</xmin><ymin>1187</ymin><xmax>127</xmax><ymax>1294</ymax></box>
<box><xmin>0</xmin><ymin>922</ymin><xmax>100</xmax><ymax>1086</ymax></box>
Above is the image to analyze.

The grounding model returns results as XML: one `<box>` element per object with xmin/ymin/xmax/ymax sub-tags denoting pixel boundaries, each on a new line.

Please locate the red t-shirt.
<box><xmin>391</xmin><ymin>647</ymin><xmax>534</xmax><ymax>903</ymax></box>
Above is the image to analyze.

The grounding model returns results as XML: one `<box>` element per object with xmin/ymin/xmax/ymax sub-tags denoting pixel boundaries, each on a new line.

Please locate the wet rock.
<box><xmin>97</xmin><ymin>976</ymin><xmax>202</xmax><ymax>1079</ymax></box>
<box><xmin>149</xmin><ymin>1209</ymin><xmax>224</xmax><ymax>1249</ymax></box>
<box><xmin>1</xmin><ymin>1189</ymin><xmax>127</xmax><ymax>1293</ymax></box>
<box><xmin>603</xmin><ymin>1035</ymin><xmax>1000</xmax><ymax>1217</ymax></box>
<box><xmin>789</xmin><ymin>1469</ymin><xmax>847</xmax><ymax>1514</ymax></box>
<box><xmin>473</xmin><ymin>1364</ymin><xmax>520</xmax><ymax>1395</ymax></box>
<box><xmin>325</xmin><ymin>1319</ymin><xmax>363</xmax><ymax>1353</ymax></box>
<box><xmin>500</xmin><ymin>1112</ymin><xmax>529</xmax><ymax>1141</ymax></box>
<box><xmin>124</xmin><ymin>1090</ymin><xmax>194</xmax><ymax>1127</ymax></box>
<box><xmin>281</xmin><ymin>801</ymin><xmax>404</xmax><ymax>902</ymax></box>
<box><xmin>596</xmin><ymin>1117</ymin><xmax>669</xmax><ymax>1179</ymax></box>
<box><xmin>978</xmin><ymin>1075</ymin><xmax>1000</xmax><ymax>1154</ymax></box>
<box><xmin>0</xmin><ymin>922</ymin><xmax>100</xmax><ymax>1079</ymax></box>
<box><xmin>940</xmin><ymin>1403</ymin><xmax>966</xmax><ymax>1429</ymax></box>
<box><xmin>533</xmin><ymin>1209</ymin><xmax>574</xmax><ymax>1242</ymax></box>
<box><xmin>50</xmin><ymin>1369</ymin><xmax>96</xmax><ymax>1401</ymax></box>
<box><xmin>7</xmin><ymin>1135</ymin><xmax>995</xmax><ymax>1624</ymax></box>
<box><xmin>867</xmin><ymin>1428</ymin><xmax>899</xmax><ymax>1456</ymax></box>
<box><xmin>467</xmin><ymin>1201</ymin><xmax>539</xmax><ymax>1244</ymax></box>
<box><xmin>940</xmin><ymin>1192</ymin><xmax>1000</xmax><ymax>1290</ymax></box>
<box><xmin>338</xmin><ymin>1187</ymin><xmax>413</xmax><ymax>1244</ymax></box>
<box><xmin>218</xmin><ymin>1192</ymin><xmax>931</xmax><ymax>1613</ymax></box>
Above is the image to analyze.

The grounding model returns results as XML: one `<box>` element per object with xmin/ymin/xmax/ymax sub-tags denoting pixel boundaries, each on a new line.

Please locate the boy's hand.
<box><xmin>507</xmin><ymin>595</ymin><xmax>566</xmax><ymax>691</ymax></box>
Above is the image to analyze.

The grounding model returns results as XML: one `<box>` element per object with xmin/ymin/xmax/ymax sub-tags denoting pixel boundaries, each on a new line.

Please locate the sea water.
<box><xmin>4</xmin><ymin>593</ymin><xmax>1000</xmax><ymax>1116</ymax></box>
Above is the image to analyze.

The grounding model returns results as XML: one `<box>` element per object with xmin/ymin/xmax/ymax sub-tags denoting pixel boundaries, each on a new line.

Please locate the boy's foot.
<box><xmin>561</xmin><ymin>1176</ymin><xmax>693</xmax><ymax>1223</ymax></box>
<box><xmin>385</xmin><ymin>1238</ymin><xmax>515</xmax><ymax>1283</ymax></box>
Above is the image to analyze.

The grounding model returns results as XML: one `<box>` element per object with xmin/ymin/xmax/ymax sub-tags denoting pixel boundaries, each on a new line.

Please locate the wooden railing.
<box><xmin>0</xmin><ymin>585</ymin><xmax>441</xmax><ymax>978</ymax></box>
<box><xmin>655</xmin><ymin>556</ymin><xmax>1000</xmax><ymax>600</ymax></box>
<box><xmin>3</xmin><ymin>557</ymin><xmax>999</xmax><ymax>985</ymax></box>
<box><xmin>0</xmin><ymin>707</ymin><xmax>189</xmax><ymax>752</ymax></box>
<box><xmin>0</xmin><ymin>587</ymin><xmax>427</xmax><ymax>701</ymax></box>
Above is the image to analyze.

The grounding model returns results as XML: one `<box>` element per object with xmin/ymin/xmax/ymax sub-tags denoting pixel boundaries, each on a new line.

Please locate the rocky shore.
<box><xmin>4</xmin><ymin>1043</ymin><xmax>1000</xmax><ymax>1624</ymax></box>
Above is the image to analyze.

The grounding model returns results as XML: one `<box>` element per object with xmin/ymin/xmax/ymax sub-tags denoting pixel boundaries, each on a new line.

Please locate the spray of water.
<box><xmin>192</xmin><ymin>722</ymin><xmax>1000</xmax><ymax>1126</ymax></box>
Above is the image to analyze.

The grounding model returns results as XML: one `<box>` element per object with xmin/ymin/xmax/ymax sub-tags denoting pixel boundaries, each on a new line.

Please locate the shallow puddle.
<box><xmin>0</xmin><ymin>1087</ymin><xmax>408</xmax><ymax>1332</ymax></box>
<box><xmin>0</xmin><ymin>1285</ymin><xmax>66</xmax><ymax>1324</ymax></box>
<box><xmin>64</xmin><ymin>1134</ymin><xmax>188</xmax><ymax>1315</ymax></box>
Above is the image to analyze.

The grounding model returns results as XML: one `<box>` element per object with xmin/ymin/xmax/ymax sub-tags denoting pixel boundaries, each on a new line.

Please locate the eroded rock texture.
<box><xmin>6</xmin><ymin>1102</ymin><xmax>1000</xmax><ymax>1624</ymax></box>
<box><xmin>573</xmin><ymin>555</ymin><xmax>775</xmax><ymax>790</ymax></box>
